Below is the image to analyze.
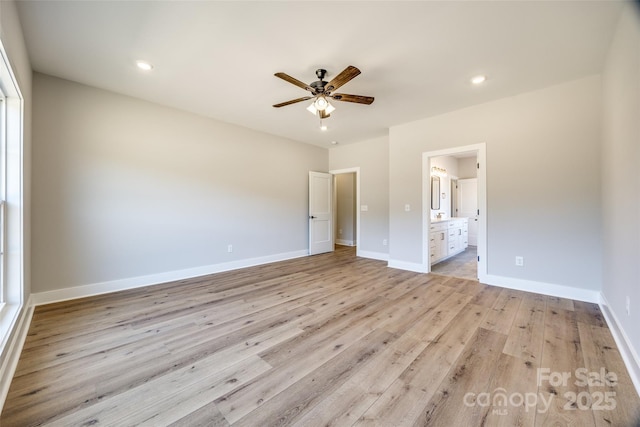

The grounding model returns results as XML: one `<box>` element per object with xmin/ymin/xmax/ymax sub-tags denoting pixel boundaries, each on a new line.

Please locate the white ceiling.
<box><xmin>16</xmin><ymin>1</ymin><xmax>623</xmax><ymax>147</ymax></box>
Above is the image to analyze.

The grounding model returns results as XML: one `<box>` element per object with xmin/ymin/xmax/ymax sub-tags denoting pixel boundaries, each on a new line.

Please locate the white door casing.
<box><xmin>458</xmin><ymin>178</ymin><xmax>478</xmax><ymax>246</ymax></box>
<box><xmin>309</xmin><ymin>171</ymin><xmax>334</xmax><ymax>255</ymax></box>
<box><xmin>422</xmin><ymin>143</ymin><xmax>486</xmax><ymax>281</ymax></box>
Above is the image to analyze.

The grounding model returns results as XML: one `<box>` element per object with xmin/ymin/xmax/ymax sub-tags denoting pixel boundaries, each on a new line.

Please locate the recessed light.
<box><xmin>330</xmin><ymin>141</ymin><xmax>338</xmax><ymax>145</ymax></box>
<box><xmin>136</xmin><ymin>60</ymin><xmax>153</xmax><ymax>71</ymax></box>
<box><xmin>471</xmin><ymin>75</ymin><xmax>486</xmax><ymax>85</ymax></box>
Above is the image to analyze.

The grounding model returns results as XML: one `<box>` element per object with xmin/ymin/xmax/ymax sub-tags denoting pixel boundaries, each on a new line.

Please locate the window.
<box><xmin>0</xmin><ymin>38</ymin><xmax>24</xmax><ymax>356</ymax></box>
<box><xmin>0</xmin><ymin>87</ymin><xmax>6</xmax><ymax>305</ymax></box>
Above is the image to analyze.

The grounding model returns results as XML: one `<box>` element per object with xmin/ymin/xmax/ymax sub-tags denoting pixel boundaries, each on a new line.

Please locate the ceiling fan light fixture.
<box><xmin>325</xmin><ymin>102</ymin><xmax>336</xmax><ymax>114</ymax></box>
<box><xmin>308</xmin><ymin>98</ymin><xmax>335</xmax><ymax>116</ymax></box>
<box><xmin>314</xmin><ymin>96</ymin><xmax>329</xmax><ymax>111</ymax></box>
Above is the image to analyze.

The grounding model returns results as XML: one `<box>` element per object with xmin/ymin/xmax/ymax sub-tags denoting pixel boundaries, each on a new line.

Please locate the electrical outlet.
<box><xmin>383</xmin><ymin>239</ymin><xmax>388</xmax><ymax>246</ymax></box>
<box><xmin>626</xmin><ymin>296</ymin><xmax>631</xmax><ymax>316</ymax></box>
<box><xmin>227</xmin><ymin>244</ymin><xmax>233</xmax><ymax>253</ymax></box>
<box><xmin>339</xmin><ymin>229</ymin><xmax>343</xmax><ymax>235</ymax></box>
<box><xmin>515</xmin><ymin>256</ymin><xmax>524</xmax><ymax>267</ymax></box>
<box><xmin>404</xmin><ymin>204</ymin><xmax>411</xmax><ymax>212</ymax></box>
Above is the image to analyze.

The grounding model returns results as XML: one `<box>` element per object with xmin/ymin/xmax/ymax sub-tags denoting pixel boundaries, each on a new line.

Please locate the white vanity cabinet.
<box><xmin>429</xmin><ymin>218</ymin><xmax>469</xmax><ymax>265</ymax></box>
<box><xmin>447</xmin><ymin>219</ymin><xmax>468</xmax><ymax>255</ymax></box>
<box><xmin>429</xmin><ymin>222</ymin><xmax>448</xmax><ymax>264</ymax></box>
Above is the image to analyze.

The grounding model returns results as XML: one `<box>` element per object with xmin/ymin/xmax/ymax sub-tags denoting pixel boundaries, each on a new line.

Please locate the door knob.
<box><xmin>309</xmin><ymin>215</ymin><xmax>317</xmax><ymax>219</ymax></box>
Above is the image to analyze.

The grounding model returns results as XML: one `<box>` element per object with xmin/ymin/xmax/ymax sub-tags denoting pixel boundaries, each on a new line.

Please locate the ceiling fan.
<box><xmin>273</xmin><ymin>66</ymin><xmax>374</xmax><ymax>120</ymax></box>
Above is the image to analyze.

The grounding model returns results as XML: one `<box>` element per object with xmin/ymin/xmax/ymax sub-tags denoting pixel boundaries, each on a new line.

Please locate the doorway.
<box><xmin>334</xmin><ymin>173</ymin><xmax>357</xmax><ymax>247</ymax></box>
<box><xmin>422</xmin><ymin>144</ymin><xmax>487</xmax><ymax>282</ymax></box>
<box><xmin>329</xmin><ymin>167</ymin><xmax>361</xmax><ymax>257</ymax></box>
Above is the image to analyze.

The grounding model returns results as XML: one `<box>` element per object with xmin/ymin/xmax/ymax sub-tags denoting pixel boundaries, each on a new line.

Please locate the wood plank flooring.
<box><xmin>2</xmin><ymin>246</ymin><xmax>639</xmax><ymax>426</ymax></box>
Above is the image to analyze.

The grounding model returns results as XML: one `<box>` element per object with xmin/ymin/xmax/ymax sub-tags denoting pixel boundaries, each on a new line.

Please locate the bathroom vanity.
<box><xmin>429</xmin><ymin>217</ymin><xmax>469</xmax><ymax>265</ymax></box>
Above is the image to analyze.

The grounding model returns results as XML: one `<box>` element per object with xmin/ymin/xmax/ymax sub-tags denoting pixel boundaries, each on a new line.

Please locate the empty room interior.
<box><xmin>0</xmin><ymin>1</ymin><xmax>639</xmax><ymax>426</ymax></box>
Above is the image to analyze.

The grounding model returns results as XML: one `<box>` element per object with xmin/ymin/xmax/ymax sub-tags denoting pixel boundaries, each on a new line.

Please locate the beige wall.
<box><xmin>31</xmin><ymin>73</ymin><xmax>327</xmax><ymax>293</ymax></box>
<box><xmin>601</xmin><ymin>4</ymin><xmax>640</xmax><ymax>372</ymax></box>
<box><xmin>389</xmin><ymin>75</ymin><xmax>602</xmax><ymax>290</ymax></box>
<box><xmin>329</xmin><ymin>136</ymin><xmax>389</xmax><ymax>258</ymax></box>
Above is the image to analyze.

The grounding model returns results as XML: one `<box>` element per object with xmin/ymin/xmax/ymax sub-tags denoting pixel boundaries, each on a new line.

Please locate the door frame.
<box><xmin>450</xmin><ymin>177</ymin><xmax>459</xmax><ymax>217</ymax></box>
<box><xmin>329</xmin><ymin>167</ymin><xmax>361</xmax><ymax>258</ymax></box>
<box><xmin>422</xmin><ymin>143</ymin><xmax>487</xmax><ymax>282</ymax></box>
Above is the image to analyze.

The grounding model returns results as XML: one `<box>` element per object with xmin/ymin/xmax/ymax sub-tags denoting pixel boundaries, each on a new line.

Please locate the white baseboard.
<box><xmin>0</xmin><ymin>295</ymin><xmax>34</xmax><ymax>411</ymax></box>
<box><xmin>335</xmin><ymin>239</ymin><xmax>356</xmax><ymax>246</ymax></box>
<box><xmin>31</xmin><ymin>250</ymin><xmax>308</xmax><ymax>306</ymax></box>
<box><xmin>357</xmin><ymin>250</ymin><xmax>389</xmax><ymax>262</ymax></box>
<box><xmin>599</xmin><ymin>294</ymin><xmax>640</xmax><ymax>398</ymax></box>
<box><xmin>386</xmin><ymin>262</ymin><xmax>599</xmax><ymax>302</ymax></box>
<box><xmin>387</xmin><ymin>259</ymin><xmax>428</xmax><ymax>273</ymax></box>
<box><xmin>481</xmin><ymin>274</ymin><xmax>600</xmax><ymax>303</ymax></box>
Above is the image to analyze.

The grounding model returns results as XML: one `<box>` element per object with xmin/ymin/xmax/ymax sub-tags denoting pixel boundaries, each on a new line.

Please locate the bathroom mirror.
<box><xmin>431</xmin><ymin>176</ymin><xmax>440</xmax><ymax>210</ymax></box>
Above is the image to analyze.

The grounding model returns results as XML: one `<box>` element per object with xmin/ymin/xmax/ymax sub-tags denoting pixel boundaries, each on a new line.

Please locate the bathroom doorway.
<box><xmin>422</xmin><ymin>143</ymin><xmax>487</xmax><ymax>282</ymax></box>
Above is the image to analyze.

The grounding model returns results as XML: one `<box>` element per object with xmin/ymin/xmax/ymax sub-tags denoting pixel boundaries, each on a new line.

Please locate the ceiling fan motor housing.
<box><xmin>311</xmin><ymin>69</ymin><xmax>328</xmax><ymax>93</ymax></box>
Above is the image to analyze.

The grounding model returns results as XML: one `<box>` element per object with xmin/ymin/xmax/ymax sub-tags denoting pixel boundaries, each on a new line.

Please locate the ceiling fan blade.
<box><xmin>273</xmin><ymin>96</ymin><xmax>313</xmax><ymax>108</ymax></box>
<box><xmin>330</xmin><ymin>93</ymin><xmax>375</xmax><ymax>105</ymax></box>
<box><xmin>274</xmin><ymin>72</ymin><xmax>315</xmax><ymax>93</ymax></box>
<box><xmin>323</xmin><ymin>66</ymin><xmax>361</xmax><ymax>94</ymax></box>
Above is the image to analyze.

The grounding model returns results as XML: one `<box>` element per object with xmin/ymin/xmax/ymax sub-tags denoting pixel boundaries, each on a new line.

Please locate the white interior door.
<box><xmin>458</xmin><ymin>178</ymin><xmax>478</xmax><ymax>246</ymax></box>
<box><xmin>309</xmin><ymin>171</ymin><xmax>334</xmax><ymax>255</ymax></box>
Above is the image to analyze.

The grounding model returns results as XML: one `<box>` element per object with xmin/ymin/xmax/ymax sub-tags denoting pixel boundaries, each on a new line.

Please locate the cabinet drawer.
<box><xmin>430</xmin><ymin>222</ymin><xmax>448</xmax><ymax>232</ymax></box>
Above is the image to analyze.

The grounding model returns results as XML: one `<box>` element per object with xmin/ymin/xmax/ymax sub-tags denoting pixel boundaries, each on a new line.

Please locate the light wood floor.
<box><xmin>2</xmin><ymin>246</ymin><xmax>639</xmax><ymax>426</ymax></box>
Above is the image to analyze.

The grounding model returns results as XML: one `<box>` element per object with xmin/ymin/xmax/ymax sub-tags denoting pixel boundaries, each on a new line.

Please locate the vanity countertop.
<box><xmin>431</xmin><ymin>217</ymin><xmax>467</xmax><ymax>223</ymax></box>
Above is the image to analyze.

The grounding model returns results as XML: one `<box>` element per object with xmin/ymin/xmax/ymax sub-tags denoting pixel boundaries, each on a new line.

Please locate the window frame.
<box><xmin>0</xmin><ymin>86</ymin><xmax>7</xmax><ymax>305</ymax></box>
<box><xmin>0</xmin><ymin>37</ymin><xmax>25</xmax><ymax>359</ymax></box>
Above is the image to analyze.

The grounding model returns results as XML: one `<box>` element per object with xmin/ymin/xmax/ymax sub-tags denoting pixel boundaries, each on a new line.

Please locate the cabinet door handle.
<box><xmin>440</xmin><ymin>233</ymin><xmax>444</xmax><ymax>240</ymax></box>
